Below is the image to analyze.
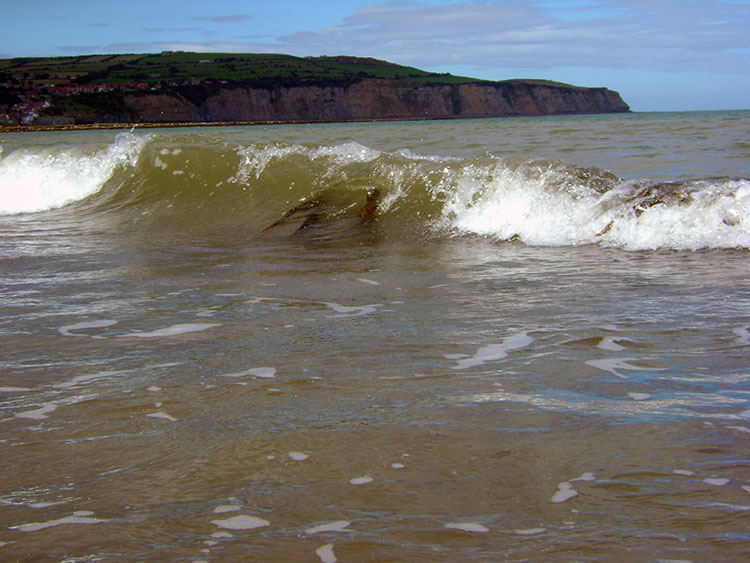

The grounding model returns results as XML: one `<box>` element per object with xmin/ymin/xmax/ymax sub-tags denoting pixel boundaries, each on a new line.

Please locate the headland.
<box><xmin>0</xmin><ymin>52</ymin><xmax>630</xmax><ymax>130</ymax></box>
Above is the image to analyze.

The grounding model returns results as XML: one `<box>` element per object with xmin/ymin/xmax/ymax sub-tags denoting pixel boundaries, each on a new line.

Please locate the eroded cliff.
<box><xmin>54</xmin><ymin>79</ymin><xmax>629</xmax><ymax>125</ymax></box>
<box><xmin>2</xmin><ymin>53</ymin><xmax>631</xmax><ymax>127</ymax></box>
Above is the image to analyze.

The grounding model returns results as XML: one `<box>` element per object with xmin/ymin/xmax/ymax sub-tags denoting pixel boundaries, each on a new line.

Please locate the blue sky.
<box><xmin>3</xmin><ymin>0</ymin><xmax>749</xmax><ymax>111</ymax></box>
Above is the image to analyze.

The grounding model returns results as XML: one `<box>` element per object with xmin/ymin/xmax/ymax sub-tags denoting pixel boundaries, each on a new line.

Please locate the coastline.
<box><xmin>0</xmin><ymin>112</ymin><xmax>627</xmax><ymax>134</ymax></box>
<box><xmin>1</xmin><ymin>52</ymin><xmax>631</xmax><ymax>133</ymax></box>
<box><xmin>1</xmin><ymin>117</ymin><xmax>445</xmax><ymax>133</ymax></box>
<box><xmin>0</xmin><ymin>119</ymin><xmax>368</xmax><ymax>133</ymax></box>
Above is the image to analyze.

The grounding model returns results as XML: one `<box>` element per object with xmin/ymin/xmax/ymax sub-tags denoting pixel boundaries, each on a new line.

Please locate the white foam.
<box><xmin>601</xmin><ymin>179</ymin><xmax>750</xmax><ymax>251</ymax></box>
<box><xmin>441</xmin><ymin>163</ymin><xmax>750</xmax><ymax>250</ymax></box>
<box><xmin>444</xmin><ymin>522</ymin><xmax>489</xmax><ymax>533</ymax></box>
<box><xmin>585</xmin><ymin>357</ymin><xmax>659</xmax><ymax>379</ymax></box>
<box><xmin>514</xmin><ymin>527</ymin><xmax>546</xmax><ymax>535</ymax></box>
<box><xmin>673</xmin><ymin>469</ymin><xmax>695</xmax><ymax>476</ymax></box>
<box><xmin>305</xmin><ymin>520</ymin><xmax>351</xmax><ymax>534</ymax></box>
<box><xmin>213</xmin><ymin>505</ymin><xmax>241</xmax><ymax>514</ymax></box>
<box><xmin>323</xmin><ymin>302</ymin><xmax>383</xmax><ymax>318</ymax></box>
<box><xmin>628</xmin><ymin>392</ymin><xmax>652</xmax><ymax>401</ymax></box>
<box><xmin>732</xmin><ymin>325</ymin><xmax>750</xmax><ymax>345</ymax></box>
<box><xmin>58</xmin><ymin>319</ymin><xmax>118</xmax><ymax>336</ymax></box>
<box><xmin>316</xmin><ymin>543</ymin><xmax>337</xmax><ymax>563</ymax></box>
<box><xmin>235</xmin><ymin>143</ymin><xmax>308</xmax><ymax>181</ymax></box>
<box><xmin>571</xmin><ymin>473</ymin><xmax>596</xmax><ymax>482</ymax></box>
<box><xmin>288</xmin><ymin>451</ymin><xmax>309</xmax><ymax>461</ymax></box>
<box><xmin>356</xmin><ymin>278</ymin><xmax>381</xmax><ymax>285</ymax></box>
<box><xmin>221</xmin><ymin>367</ymin><xmax>276</xmax><ymax>379</ymax></box>
<box><xmin>349</xmin><ymin>476</ymin><xmax>373</xmax><ymax>485</ymax></box>
<box><xmin>99</xmin><ymin>468</ymin><xmax>128</xmax><ymax>476</ymax></box>
<box><xmin>29</xmin><ymin>501</ymin><xmax>68</xmax><ymax>508</ymax></box>
<box><xmin>704</xmin><ymin>478</ymin><xmax>730</xmax><ymax>486</ymax></box>
<box><xmin>11</xmin><ymin>514</ymin><xmax>107</xmax><ymax>532</ymax></box>
<box><xmin>0</xmin><ymin>132</ymin><xmax>145</xmax><ymax>215</ymax></box>
<box><xmin>452</xmin><ymin>333</ymin><xmax>533</xmax><ymax>370</ymax></box>
<box><xmin>311</xmin><ymin>141</ymin><xmax>381</xmax><ymax>166</ymax></box>
<box><xmin>147</xmin><ymin>411</ymin><xmax>177</xmax><ymax>422</ymax></box>
<box><xmin>14</xmin><ymin>392</ymin><xmax>97</xmax><ymax>421</ymax></box>
<box><xmin>742</xmin><ymin>485</ymin><xmax>750</xmax><ymax>495</ymax></box>
<box><xmin>442</xmin><ymin>161</ymin><xmax>609</xmax><ymax>246</ymax></box>
<box><xmin>551</xmin><ymin>482</ymin><xmax>578</xmax><ymax>503</ymax></box>
<box><xmin>598</xmin><ymin>337</ymin><xmax>626</xmax><ymax>351</ymax></box>
<box><xmin>0</xmin><ymin>387</ymin><xmax>31</xmax><ymax>393</ymax></box>
<box><xmin>391</xmin><ymin>463</ymin><xmax>405</xmax><ymax>469</ymax></box>
<box><xmin>118</xmin><ymin>323</ymin><xmax>220</xmax><ymax>338</ymax></box>
<box><xmin>211</xmin><ymin>515</ymin><xmax>270</xmax><ymax>530</ymax></box>
<box><xmin>728</xmin><ymin>426</ymin><xmax>750</xmax><ymax>433</ymax></box>
<box><xmin>55</xmin><ymin>369</ymin><xmax>128</xmax><ymax>389</ymax></box>
<box><xmin>15</xmin><ymin>403</ymin><xmax>57</xmax><ymax>420</ymax></box>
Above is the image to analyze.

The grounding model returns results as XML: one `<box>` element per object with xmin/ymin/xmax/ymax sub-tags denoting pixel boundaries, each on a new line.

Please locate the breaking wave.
<box><xmin>1</xmin><ymin>131</ymin><xmax>748</xmax><ymax>250</ymax></box>
<box><xmin>0</xmin><ymin>132</ymin><xmax>146</xmax><ymax>214</ymax></box>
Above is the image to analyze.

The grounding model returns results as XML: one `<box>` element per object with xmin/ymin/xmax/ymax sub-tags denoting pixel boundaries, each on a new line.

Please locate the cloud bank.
<box><xmin>55</xmin><ymin>1</ymin><xmax>749</xmax><ymax>77</ymax></box>
<box><xmin>279</xmin><ymin>0</ymin><xmax>750</xmax><ymax>73</ymax></box>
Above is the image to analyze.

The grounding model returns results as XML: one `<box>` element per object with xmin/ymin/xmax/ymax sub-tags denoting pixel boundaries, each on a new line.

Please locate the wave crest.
<box><xmin>1</xmin><ymin>132</ymin><xmax>748</xmax><ymax>250</ymax></box>
<box><xmin>0</xmin><ymin>132</ymin><xmax>146</xmax><ymax>215</ymax></box>
<box><xmin>441</xmin><ymin>160</ymin><xmax>750</xmax><ymax>250</ymax></box>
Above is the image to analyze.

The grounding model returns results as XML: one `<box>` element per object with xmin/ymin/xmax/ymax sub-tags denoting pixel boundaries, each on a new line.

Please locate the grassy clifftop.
<box><xmin>1</xmin><ymin>52</ymin><xmax>628</xmax><ymax>127</ymax></box>
<box><xmin>1</xmin><ymin>52</ymin><xmax>480</xmax><ymax>89</ymax></box>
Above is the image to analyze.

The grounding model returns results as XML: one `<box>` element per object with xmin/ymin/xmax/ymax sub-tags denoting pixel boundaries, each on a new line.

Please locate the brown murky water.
<box><xmin>2</xmin><ymin>113</ymin><xmax>749</xmax><ymax>561</ymax></box>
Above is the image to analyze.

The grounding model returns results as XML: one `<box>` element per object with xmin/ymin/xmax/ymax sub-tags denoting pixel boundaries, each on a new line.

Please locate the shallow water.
<box><xmin>1</xmin><ymin>112</ymin><xmax>749</xmax><ymax>561</ymax></box>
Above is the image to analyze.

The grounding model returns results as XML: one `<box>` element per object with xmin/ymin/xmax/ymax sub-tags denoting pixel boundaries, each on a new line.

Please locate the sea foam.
<box><xmin>11</xmin><ymin>512</ymin><xmax>107</xmax><ymax>532</ymax></box>
<box><xmin>439</xmin><ymin>159</ymin><xmax>750</xmax><ymax>250</ymax></box>
<box><xmin>444</xmin><ymin>522</ymin><xmax>489</xmax><ymax>533</ymax></box>
<box><xmin>0</xmin><ymin>132</ymin><xmax>145</xmax><ymax>215</ymax></box>
<box><xmin>117</xmin><ymin>323</ymin><xmax>220</xmax><ymax>338</ymax></box>
<box><xmin>451</xmin><ymin>333</ymin><xmax>533</xmax><ymax>370</ymax></box>
<box><xmin>211</xmin><ymin>515</ymin><xmax>270</xmax><ymax>530</ymax></box>
<box><xmin>316</xmin><ymin>543</ymin><xmax>337</xmax><ymax>563</ymax></box>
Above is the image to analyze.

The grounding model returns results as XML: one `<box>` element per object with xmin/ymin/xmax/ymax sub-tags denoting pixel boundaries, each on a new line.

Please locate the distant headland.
<box><xmin>0</xmin><ymin>52</ymin><xmax>630</xmax><ymax>130</ymax></box>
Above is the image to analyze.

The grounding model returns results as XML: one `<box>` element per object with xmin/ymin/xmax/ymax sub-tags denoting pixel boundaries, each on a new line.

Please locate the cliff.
<box><xmin>42</xmin><ymin>79</ymin><xmax>627</xmax><ymax>125</ymax></box>
<box><xmin>1</xmin><ymin>53</ymin><xmax>630</xmax><ymax>126</ymax></box>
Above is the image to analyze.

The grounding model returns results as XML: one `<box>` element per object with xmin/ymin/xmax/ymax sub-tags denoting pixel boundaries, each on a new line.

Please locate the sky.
<box><xmin>3</xmin><ymin>0</ymin><xmax>750</xmax><ymax>111</ymax></box>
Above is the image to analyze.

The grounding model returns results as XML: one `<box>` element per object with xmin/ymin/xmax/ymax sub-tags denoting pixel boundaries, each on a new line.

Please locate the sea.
<box><xmin>1</xmin><ymin>110</ymin><xmax>749</xmax><ymax>562</ymax></box>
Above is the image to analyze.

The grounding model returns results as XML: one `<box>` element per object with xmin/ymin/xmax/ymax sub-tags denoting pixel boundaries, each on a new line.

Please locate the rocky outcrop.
<box><xmin>53</xmin><ymin>79</ymin><xmax>630</xmax><ymax>124</ymax></box>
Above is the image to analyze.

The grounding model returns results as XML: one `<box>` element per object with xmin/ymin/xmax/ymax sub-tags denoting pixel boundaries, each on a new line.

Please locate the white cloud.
<box><xmin>278</xmin><ymin>0</ymin><xmax>750</xmax><ymax>73</ymax></box>
<box><xmin>53</xmin><ymin>0</ymin><xmax>750</xmax><ymax>78</ymax></box>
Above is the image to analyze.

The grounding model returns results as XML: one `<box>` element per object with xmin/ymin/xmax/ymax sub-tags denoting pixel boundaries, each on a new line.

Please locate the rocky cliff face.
<box><xmin>76</xmin><ymin>79</ymin><xmax>630</xmax><ymax>124</ymax></box>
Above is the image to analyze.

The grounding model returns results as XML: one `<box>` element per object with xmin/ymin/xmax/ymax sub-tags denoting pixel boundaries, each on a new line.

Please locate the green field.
<box><xmin>2</xmin><ymin>52</ymin><xmax>605</xmax><ymax>128</ymax></box>
<box><xmin>0</xmin><ymin>52</ymin><xmax>489</xmax><ymax>88</ymax></box>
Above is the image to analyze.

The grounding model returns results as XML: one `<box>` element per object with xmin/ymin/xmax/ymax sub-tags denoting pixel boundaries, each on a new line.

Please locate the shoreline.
<box><xmin>0</xmin><ymin>111</ymin><xmax>635</xmax><ymax>134</ymax></box>
<box><xmin>0</xmin><ymin>117</ymin><xmax>455</xmax><ymax>133</ymax></box>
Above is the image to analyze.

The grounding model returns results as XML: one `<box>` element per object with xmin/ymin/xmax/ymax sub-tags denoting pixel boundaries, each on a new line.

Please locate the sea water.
<box><xmin>1</xmin><ymin>111</ymin><xmax>749</xmax><ymax>561</ymax></box>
